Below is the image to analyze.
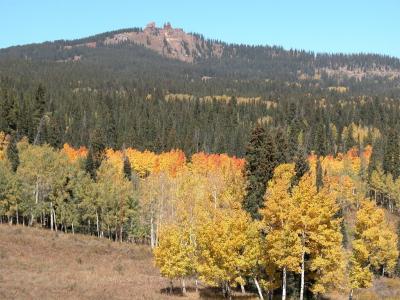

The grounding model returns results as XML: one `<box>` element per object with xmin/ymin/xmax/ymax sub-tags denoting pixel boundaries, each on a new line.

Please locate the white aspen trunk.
<box><xmin>226</xmin><ymin>283</ymin><xmax>232</xmax><ymax>300</ymax></box>
<box><xmin>300</xmin><ymin>250</ymin><xmax>305</xmax><ymax>300</ymax></box>
<box><xmin>150</xmin><ymin>215</ymin><xmax>155</xmax><ymax>248</ymax></box>
<box><xmin>349</xmin><ymin>288</ymin><xmax>353</xmax><ymax>300</ymax></box>
<box><xmin>8</xmin><ymin>215</ymin><xmax>12</xmax><ymax>225</ymax></box>
<box><xmin>195</xmin><ymin>279</ymin><xmax>199</xmax><ymax>293</ymax></box>
<box><xmin>96</xmin><ymin>211</ymin><xmax>100</xmax><ymax>237</ymax></box>
<box><xmin>181</xmin><ymin>278</ymin><xmax>186</xmax><ymax>294</ymax></box>
<box><xmin>382</xmin><ymin>266</ymin><xmax>385</xmax><ymax>277</ymax></box>
<box><xmin>53</xmin><ymin>209</ymin><xmax>57</xmax><ymax>232</ymax></box>
<box><xmin>240</xmin><ymin>283</ymin><xmax>246</xmax><ymax>294</ymax></box>
<box><xmin>72</xmin><ymin>222</ymin><xmax>74</xmax><ymax>234</ymax></box>
<box><xmin>120</xmin><ymin>225</ymin><xmax>123</xmax><ymax>242</ymax></box>
<box><xmin>253</xmin><ymin>277</ymin><xmax>264</xmax><ymax>300</ymax></box>
<box><xmin>50</xmin><ymin>203</ymin><xmax>54</xmax><ymax>231</ymax></box>
<box><xmin>170</xmin><ymin>280</ymin><xmax>173</xmax><ymax>294</ymax></box>
<box><xmin>282</xmin><ymin>267</ymin><xmax>287</xmax><ymax>300</ymax></box>
<box><xmin>16</xmin><ymin>205</ymin><xmax>19</xmax><ymax>225</ymax></box>
<box><xmin>35</xmin><ymin>181</ymin><xmax>39</xmax><ymax>204</ymax></box>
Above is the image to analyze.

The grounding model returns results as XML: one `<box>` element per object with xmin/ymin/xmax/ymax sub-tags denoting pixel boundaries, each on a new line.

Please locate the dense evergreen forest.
<box><xmin>1</xmin><ymin>28</ymin><xmax>400</xmax><ymax>157</ymax></box>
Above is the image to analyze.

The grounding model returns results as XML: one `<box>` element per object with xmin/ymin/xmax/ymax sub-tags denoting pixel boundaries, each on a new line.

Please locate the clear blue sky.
<box><xmin>1</xmin><ymin>0</ymin><xmax>399</xmax><ymax>57</ymax></box>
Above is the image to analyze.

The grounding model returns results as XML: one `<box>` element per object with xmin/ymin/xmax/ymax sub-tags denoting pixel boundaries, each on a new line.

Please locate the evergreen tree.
<box><xmin>315</xmin><ymin>123</ymin><xmax>327</xmax><ymax>157</ymax></box>
<box><xmin>123</xmin><ymin>155</ymin><xmax>132</xmax><ymax>181</ymax></box>
<box><xmin>6</xmin><ymin>133</ymin><xmax>19</xmax><ymax>172</ymax></box>
<box><xmin>243</xmin><ymin>125</ymin><xmax>276</xmax><ymax>219</ymax></box>
<box><xmin>293</xmin><ymin>146</ymin><xmax>309</xmax><ymax>186</ymax></box>
<box><xmin>316</xmin><ymin>157</ymin><xmax>323</xmax><ymax>192</ymax></box>
<box><xmin>85</xmin><ymin>129</ymin><xmax>106</xmax><ymax>180</ymax></box>
<box><xmin>383</xmin><ymin>128</ymin><xmax>400</xmax><ymax>179</ymax></box>
<box><xmin>85</xmin><ymin>148</ymin><xmax>96</xmax><ymax>180</ymax></box>
<box><xmin>275</xmin><ymin>127</ymin><xmax>289</xmax><ymax>164</ymax></box>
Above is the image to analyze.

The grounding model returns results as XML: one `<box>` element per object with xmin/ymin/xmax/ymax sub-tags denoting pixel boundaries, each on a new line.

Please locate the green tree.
<box><xmin>243</xmin><ymin>125</ymin><xmax>276</xmax><ymax>219</ymax></box>
<box><xmin>6</xmin><ymin>133</ymin><xmax>19</xmax><ymax>172</ymax></box>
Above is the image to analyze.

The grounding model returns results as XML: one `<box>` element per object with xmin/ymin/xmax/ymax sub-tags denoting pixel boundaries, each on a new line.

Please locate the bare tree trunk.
<box><xmin>300</xmin><ymin>250</ymin><xmax>305</xmax><ymax>300</ymax></box>
<box><xmin>282</xmin><ymin>267</ymin><xmax>287</xmax><ymax>300</ymax></box>
<box><xmin>170</xmin><ymin>280</ymin><xmax>173</xmax><ymax>294</ymax></box>
<box><xmin>16</xmin><ymin>205</ymin><xmax>19</xmax><ymax>225</ymax></box>
<box><xmin>120</xmin><ymin>225</ymin><xmax>123</xmax><ymax>242</ymax></box>
<box><xmin>53</xmin><ymin>209</ymin><xmax>57</xmax><ymax>232</ymax></box>
<box><xmin>150</xmin><ymin>215</ymin><xmax>155</xmax><ymax>248</ymax></box>
<box><xmin>181</xmin><ymin>278</ymin><xmax>186</xmax><ymax>294</ymax></box>
<box><xmin>240</xmin><ymin>284</ymin><xmax>246</xmax><ymax>294</ymax></box>
<box><xmin>195</xmin><ymin>278</ymin><xmax>199</xmax><ymax>293</ymax></box>
<box><xmin>50</xmin><ymin>203</ymin><xmax>54</xmax><ymax>231</ymax></box>
<box><xmin>72</xmin><ymin>222</ymin><xmax>75</xmax><ymax>234</ymax></box>
<box><xmin>254</xmin><ymin>277</ymin><xmax>264</xmax><ymax>300</ymax></box>
<box><xmin>226</xmin><ymin>282</ymin><xmax>232</xmax><ymax>300</ymax></box>
<box><xmin>96</xmin><ymin>211</ymin><xmax>100</xmax><ymax>237</ymax></box>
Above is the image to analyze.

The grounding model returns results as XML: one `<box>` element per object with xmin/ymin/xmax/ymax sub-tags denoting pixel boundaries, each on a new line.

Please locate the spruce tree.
<box><xmin>123</xmin><ymin>155</ymin><xmax>132</xmax><ymax>181</ymax></box>
<box><xmin>383</xmin><ymin>128</ymin><xmax>400</xmax><ymax>178</ymax></box>
<box><xmin>243</xmin><ymin>125</ymin><xmax>277</xmax><ymax>219</ymax></box>
<box><xmin>316</xmin><ymin>157</ymin><xmax>323</xmax><ymax>192</ymax></box>
<box><xmin>293</xmin><ymin>146</ymin><xmax>309</xmax><ymax>185</ymax></box>
<box><xmin>85</xmin><ymin>129</ymin><xmax>106</xmax><ymax>180</ymax></box>
<box><xmin>275</xmin><ymin>127</ymin><xmax>289</xmax><ymax>164</ymax></box>
<box><xmin>85</xmin><ymin>148</ymin><xmax>96</xmax><ymax>180</ymax></box>
<box><xmin>6</xmin><ymin>133</ymin><xmax>19</xmax><ymax>172</ymax></box>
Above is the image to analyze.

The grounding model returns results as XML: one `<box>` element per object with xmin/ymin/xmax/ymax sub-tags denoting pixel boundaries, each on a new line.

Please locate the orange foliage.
<box><xmin>61</xmin><ymin>144</ymin><xmax>88</xmax><ymax>162</ymax></box>
<box><xmin>190</xmin><ymin>152</ymin><xmax>245</xmax><ymax>175</ymax></box>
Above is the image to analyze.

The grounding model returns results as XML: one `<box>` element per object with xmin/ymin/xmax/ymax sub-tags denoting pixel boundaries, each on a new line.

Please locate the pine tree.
<box><xmin>85</xmin><ymin>149</ymin><xmax>96</xmax><ymax>180</ymax></box>
<box><xmin>293</xmin><ymin>146</ymin><xmax>309</xmax><ymax>186</ymax></box>
<box><xmin>383</xmin><ymin>128</ymin><xmax>400</xmax><ymax>179</ymax></box>
<box><xmin>6</xmin><ymin>133</ymin><xmax>19</xmax><ymax>172</ymax></box>
<box><xmin>275</xmin><ymin>127</ymin><xmax>289</xmax><ymax>164</ymax></box>
<box><xmin>316</xmin><ymin>157</ymin><xmax>323</xmax><ymax>192</ymax></box>
<box><xmin>84</xmin><ymin>129</ymin><xmax>106</xmax><ymax>179</ymax></box>
<box><xmin>123</xmin><ymin>155</ymin><xmax>132</xmax><ymax>181</ymax></box>
<box><xmin>243</xmin><ymin>125</ymin><xmax>277</xmax><ymax>219</ymax></box>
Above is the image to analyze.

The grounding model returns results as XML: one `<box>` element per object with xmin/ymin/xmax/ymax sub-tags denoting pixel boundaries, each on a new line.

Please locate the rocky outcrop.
<box><xmin>102</xmin><ymin>22</ymin><xmax>223</xmax><ymax>62</ymax></box>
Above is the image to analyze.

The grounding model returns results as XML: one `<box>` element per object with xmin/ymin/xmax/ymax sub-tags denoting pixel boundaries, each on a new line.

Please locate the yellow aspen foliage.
<box><xmin>196</xmin><ymin>209</ymin><xmax>257</xmax><ymax>293</ymax></box>
<box><xmin>153</xmin><ymin>224</ymin><xmax>196</xmax><ymax>283</ymax></box>
<box><xmin>261</xmin><ymin>164</ymin><xmax>302</xmax><ymax>298</ymax></box>
<box><xmin>291</xmin><ymin>173</ymin><xmax>346</xmax><ymax>296</ymax></box>
<box><xmin>350</xmin><ymin>199</ymin><xmax>399</xmax><ymax>291</ymax></box>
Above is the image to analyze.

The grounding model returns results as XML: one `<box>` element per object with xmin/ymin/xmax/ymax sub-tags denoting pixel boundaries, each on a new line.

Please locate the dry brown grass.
<box><xmin>0</xmin><ymin>225</ymin><xmax>259</xmax><ymax>300</ymax></box>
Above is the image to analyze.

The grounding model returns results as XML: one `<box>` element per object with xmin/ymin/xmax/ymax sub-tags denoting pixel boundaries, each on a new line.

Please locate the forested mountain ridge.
<box><xmin>1</xmin><ymin>22</ymin><xmax>400</xmax><ymax>158</ymax></box>
<box><xmin>1</xmin><ymin>22</ymin><xmax>400</xmax><ymax>83</ymax></box>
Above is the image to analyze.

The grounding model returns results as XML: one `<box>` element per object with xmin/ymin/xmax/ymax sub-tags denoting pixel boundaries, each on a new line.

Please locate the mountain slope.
<box><xmin>1</xmin><ymin>22</ymin><xmax>400</xmax><ymax>83</ymax></box>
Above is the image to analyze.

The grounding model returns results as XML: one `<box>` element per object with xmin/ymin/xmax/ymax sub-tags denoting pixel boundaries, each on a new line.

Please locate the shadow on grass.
<box><xmin>160</xmin><ymin>286</ymin><xmax>258</xmax><ymax>299</ymax></box>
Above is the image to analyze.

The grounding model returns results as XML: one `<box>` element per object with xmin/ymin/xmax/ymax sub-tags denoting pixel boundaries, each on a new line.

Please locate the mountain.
<box><xmin>1</xmin><ymin>23</ymin><xmax>400</xmax><ymax>157</ymax></box>
<box><xmin>1</xmin><ymin>22</ymin><xmax>400</xmax><ymax>84</ymax></box>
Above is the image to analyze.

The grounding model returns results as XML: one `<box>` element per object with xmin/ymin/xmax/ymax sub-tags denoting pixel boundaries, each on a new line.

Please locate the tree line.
<box><xmin>1</xmin><ymin>125</ymin><xmax>400</xmax><ymax>299</ymax></box>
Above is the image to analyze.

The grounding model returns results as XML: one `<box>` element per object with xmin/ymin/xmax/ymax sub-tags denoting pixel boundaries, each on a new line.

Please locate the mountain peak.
<box><xmin>101</xmin><ymin>22</ymin><xmax>222</xmax><ymax>62</ymax></box>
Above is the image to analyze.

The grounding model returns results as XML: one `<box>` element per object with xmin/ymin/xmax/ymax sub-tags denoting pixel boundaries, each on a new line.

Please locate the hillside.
<box><xmin>0</xmin><ymin>225</ymin><xmax>210</xmax><ymax>300</ymax></box>
<box><xmin>1</xmin><ymin>224</ymin><xmax>400</xmax><ymax>300</ymax></box>
<box><xmin>1</xmin><ymin>22</ymin><xmax>400</xmax><ymax>83</ymax></box>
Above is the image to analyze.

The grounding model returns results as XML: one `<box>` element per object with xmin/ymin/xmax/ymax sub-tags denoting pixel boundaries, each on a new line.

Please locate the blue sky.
<box><xmin>1</xmin><ymin>0</ymin><xmax>399</xmax><ymax>57</ymax></box>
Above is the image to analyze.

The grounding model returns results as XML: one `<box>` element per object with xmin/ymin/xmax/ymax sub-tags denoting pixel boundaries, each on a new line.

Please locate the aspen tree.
<box><xmin>261</xmin><ymin>164</ymin><xmax>301</xmax><ymax>300</ymax></box>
